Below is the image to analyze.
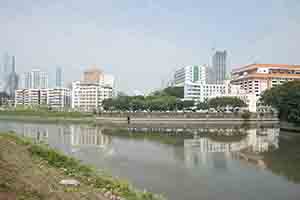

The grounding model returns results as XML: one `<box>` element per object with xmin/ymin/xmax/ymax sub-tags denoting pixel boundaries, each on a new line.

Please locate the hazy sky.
<box><xmin>1</xmin><ymin>0</ymin><xmax>300</xmax><ymax>93</ymax></box>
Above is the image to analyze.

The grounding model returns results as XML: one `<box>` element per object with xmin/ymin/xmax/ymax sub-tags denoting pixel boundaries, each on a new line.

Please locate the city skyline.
<box><xmin>1</xmin><ymin>0</ymin><xmax>300</xmax><ymax>93</ymax></box>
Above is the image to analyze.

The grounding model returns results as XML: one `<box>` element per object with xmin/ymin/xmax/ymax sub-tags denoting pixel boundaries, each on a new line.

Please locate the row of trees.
<box><xmin>102</xmin><ymin>95</ymin><xmax>195</xmax><ymax>111</ymax></box>
<box><xmin>102</xmin><ymin>86</ymin><xmax>247</xmax><ymax>112</ymax></box>
<box><xmin>260</xmin><ymin>81</ymin><xmax>300</xmax><ymax>123</ymax></box>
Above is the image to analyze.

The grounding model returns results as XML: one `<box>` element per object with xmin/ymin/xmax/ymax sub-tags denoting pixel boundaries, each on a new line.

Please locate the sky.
<box><xmin>1</xmin><ymin>0</ymin><xmax>300</xmax><ymax>93</ymax></box>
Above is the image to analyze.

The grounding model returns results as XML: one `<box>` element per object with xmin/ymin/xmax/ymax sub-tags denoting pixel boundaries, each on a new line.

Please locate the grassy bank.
<box><xmin>0</xmin><ymin>133</ymin><xmax>165</xmax><ymax>200</ymax></box>
<box><xmin>0</xmin><ymin>109</ymin><xmax>93</xmax><ymax>118</ymax></box>
<box><xmin>0</xmin><ymin>110</ymin><xmax>96</xmax><ymax>124</ymax></box>
<box><xmin>0</xmin><ymin>115</ymin><xmax>96</xmax><ymax>124</ymax></box>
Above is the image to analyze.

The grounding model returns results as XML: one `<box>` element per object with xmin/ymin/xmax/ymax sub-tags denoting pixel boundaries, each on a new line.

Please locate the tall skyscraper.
<box><xmin>5</xmin><ymin>56</ymin><xmax>19</xmax><ymax>97</ymax></box>
<box><xmin>3</xmin><ymin>53</ymin><xmax>11</xmax><ymax>78</ymax></box>
<box><xmin>56</xmin><ymin>67</ymin><xmax>63</xmax><ymax>87</ymax></box>
<box><xmin>23</xmin><ymin>72</ymin><xmax>32</xmax><ymax>88</ymax></box>
<box><xmin>32</xmin><ymin>69</ymin><xmax>41</xmax><ymax>89</ymax></box>
<box><xmin>21</xmin><ymin>69</ymin><xmax>48</xmax><ymax>89</ymax></box>
<box><xmin>40</xmin><ymin>71</ymin><xmax>48</xmax><ymax>89</ymax></box>
<box><xmin>212</xmin><ymin>50</ymin><xmax>227</xmax><ymax>84</ymax></box>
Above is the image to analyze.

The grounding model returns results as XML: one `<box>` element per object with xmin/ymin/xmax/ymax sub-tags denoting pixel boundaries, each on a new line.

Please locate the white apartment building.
<box><xmin>71</xmin><ymin>81</ymin><xmax>113</xmax><ymax>112</ymax></box>
<box><xmin>15</xmin><ymin>88</ymin><xmax>70</xmax><ymax>108</ymax></box>
<box><xmin>47</xmin><ymin>88</ymin><xmax>71</xmax><ymax>109</ymax></box>
<box><xmin>184</xmin><ymin>82</ymin><xmax>226</xmax><ymax>102</ymax></box>
<box><xmin>174</xmin><ymin>65</ymin><xmax>207</xmax><ymax>86</ymax></box>
<box><xmin>15</xmin><ymin>89</ymin><xmax>47</xmax><ymax>106</ymax></box>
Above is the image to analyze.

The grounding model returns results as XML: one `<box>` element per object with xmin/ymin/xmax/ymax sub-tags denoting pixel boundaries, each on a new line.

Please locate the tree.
<box><xmin>176</xmin><ymin>100</ymin><xmax>195</xmax><ymax>110</ymax></box>
<box><xmin>260</xmin><ymin>81</ymin><xmax>300</xmax><ymax>123</ymax></box>
<box><xmin>197</xmin><ymin>100</ymin><xmax>209</xmax><ymax>110</ymax></box>
<box><xmin>130</xmin><ymin>98</ymin><xmax>146</xmax><ymax>111</ymax></box>
<box><xmin>0</xmin><ymin>92</ymin><xmax>9</xmax><ymax>106</ymax></box>
<box><xmin>102</xmin><ymin>98</ymin><xmax>114</xmax><ymax>111</ymax></box>
<box><xmin>151</xmin><ymin>87</ymin><xmax>184</xmax><ymax>98</ymax></box>
<box><xmin>208</xmin><ymin>97</ymin><xmax>247</xmax><ymax>109</ymax></box>
<box><xmin>162</xmin><ymin>87</ymin><xmax>184</xmax><ymax>98</ymax></box>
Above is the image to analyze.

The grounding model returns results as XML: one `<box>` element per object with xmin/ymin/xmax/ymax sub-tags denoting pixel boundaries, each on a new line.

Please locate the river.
<box><xmin>0</xmin><ymin>120</ymin><xmax>300</xmax><ymax>200</ymax></box>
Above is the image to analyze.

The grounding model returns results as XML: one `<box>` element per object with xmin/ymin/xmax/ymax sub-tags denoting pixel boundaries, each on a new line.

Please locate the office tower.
<box><xmin>3</xmin><ymin>53</ymin><xmax>11</xmax><ymax>78</ymax></box>
<box><xmin>173</xmin><ymin>65</ymin><xmax>207</xmax><ymax>86</ymax></box>
<box><xmin>23</xmin><ymin>72</ymin><xmax>32</xmax><ymax>88</ymax></box>
<box><xmin>22</xmin><ymin>69</ymin><xmax>48</xmax><ymax>89</ymax></box>
<box><xmin>212</xmin><ymin>50</ymin><xmax>227</xmax><ymax>84</ymax></box>
<box><xmin>40</xmin><ymin>71</ymin><xmax>48</xmax><ymax>89</ymax></box>
<box><xmin>31</xmin><ymin>69</ymin><xmax>41</xmax><ymax>89</ymax></box>
<box><xmin>206</xmin><ymin>66</ymin><xmax>215</xmax><ymax>84</ymax></box>
<box><xmin>56</xmin><ymin>66</ymin><xmax>63</xmax><ymax>87</ymax></box>
<box><xmin>5</xmin><ymin>56</ymin><xmax>19</xmax><ymax>97</ymax></box>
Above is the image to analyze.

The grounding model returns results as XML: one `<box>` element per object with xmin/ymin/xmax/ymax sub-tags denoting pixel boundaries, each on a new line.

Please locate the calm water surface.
<box><xmin>0</xmin><ymin>120</ymin><xmax>300</xmax><ymax>200</ymax></box>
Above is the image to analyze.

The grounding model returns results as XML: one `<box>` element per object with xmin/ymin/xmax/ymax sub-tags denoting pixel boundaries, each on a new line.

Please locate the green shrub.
<box><xmin>241</xmin><ymin>111</ymin><xmax>251</xmax><ymax>120</ymax></box>
<box><xmin>8</xmin><ymin>134</ymin><xmax>165</xmax><ymax>200</ymax></box>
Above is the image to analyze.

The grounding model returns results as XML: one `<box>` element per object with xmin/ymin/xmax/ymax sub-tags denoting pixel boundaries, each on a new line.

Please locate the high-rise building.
<box><xmin>56</xmin><ymin>67</ymin><xmax>63</xmax><ymax>87</ymax></box>
<box><xmin>23</xmin><ymin>72</ymin><xmax>32</xmax><ymax>89</ymax></box>
<box><xmin>32</xmin><ymin>69</ymin><xmax>41</xmax><ymax>89</ymax></box>
<box><xmin>5</xmin><ymin>56</ymin><xmax>19</xmax><ymax>97</ymax></box>
<box><xmin>212</xmin><ymin>50</ymin><xmax>227</xmax><ymax>84</ymax></box>
<box><xmin>3</xmin><ymin>53</ymin><xmax>11</xmax><ymax>79</ymax></box>
<box><xmin>40</xmin><ymin>71</ymin><xmax>48</xmax><ymax>89</ymax></box>
<box><xmin>174</xmin><ymin>65</ymin><xmax>207</xmax><ymax>87</ymax></box>
<box><xmin>83</xmin><ymin>66</ymin><xmax>115</xmax><ymax>87</ymax></box>
<box><xmin>21</xmin><ymin>69</ymin><xmax>48</xmax><ymax>89</ymax></box>
<box><xmin>83</xmin><ymin>67</ymin><xmax>103</xmax><ymax>82</ymax></box>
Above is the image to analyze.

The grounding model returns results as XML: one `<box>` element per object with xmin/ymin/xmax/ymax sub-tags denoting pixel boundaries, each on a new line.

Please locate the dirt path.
<box><xmin>0</xmin><ymin>135</ymin><xmax>108</xmax><ymax>200</ymax></box>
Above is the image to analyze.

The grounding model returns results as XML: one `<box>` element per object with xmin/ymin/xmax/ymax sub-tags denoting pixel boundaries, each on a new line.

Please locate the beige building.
<box><xmin>231</xmin><ymin>64</ymin><xmax>300</xmax><ymax>96</ymax></box>
<box><xmin>83</xmin><ymin>66</ymin><xmax>115</xmax><ymax>88</ymax></box>
<box><xmin>83</xmin><ymin>67</ymin><xmax>104</xmax><ymax>82</ymax></box>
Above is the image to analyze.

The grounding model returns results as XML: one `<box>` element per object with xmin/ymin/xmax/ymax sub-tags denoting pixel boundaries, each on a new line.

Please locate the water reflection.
<box><xmin>184</xmin><ymin>127</ymin><xmax>279</xmax><ymax>153</ymax></box>
<box><xmin>183</xmin><ymin>127</ymin><xmax>279</xmax><ymax>169</ymax></box>
<box><xmin>10</xmin><ymin>124</ymin><xmax>112</xmax><ymax>154</ymax></box>
<box><xmin>1</xmin><ymin>121</ymin><xmax>300</xmax><ymax>200</ymax></box>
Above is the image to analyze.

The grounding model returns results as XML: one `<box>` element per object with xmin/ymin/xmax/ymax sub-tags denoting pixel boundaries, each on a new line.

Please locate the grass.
<box><xmin>0</xmin><ymin>109</ymin><xmax>93</xmax><ymax>118</ymax></box>
<box><xmin>1</xmin><ymin>133</ymin><xmax>166</xmax><ymax>200</ymax></box>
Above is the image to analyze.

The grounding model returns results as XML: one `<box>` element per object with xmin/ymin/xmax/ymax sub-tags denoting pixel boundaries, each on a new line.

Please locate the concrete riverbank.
<box><xmin>280</xmin><ymin>122</ymin><xmax>300</xmax><ymax>133</ymax></box>
<box><xmin>97</xmin><ymin>112</ymin><xmax>279</xmax><ymax>125</ymax></box>
<box><xmin>0</xmin><ymin>111</ymin><xmax>279</xmax><ymax>125</ymax></box>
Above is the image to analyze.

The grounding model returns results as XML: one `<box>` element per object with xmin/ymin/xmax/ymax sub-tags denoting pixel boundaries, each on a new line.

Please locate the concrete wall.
<box><xmin>98</xmin><ymin>111</ymin><xmax>276</xmax><ymax>119</ymax></box>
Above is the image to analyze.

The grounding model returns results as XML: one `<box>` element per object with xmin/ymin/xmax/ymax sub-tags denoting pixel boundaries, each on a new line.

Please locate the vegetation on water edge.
<box><xmin>262</xmin><ymin>136</ymin><xmax>300</xmax><ymax>183</ymax></box>
<box><xmin>103</xmin><ymin>128</ymin><xmax>194</xmax><ymax>146</ymax></box>
<box><xmin>260</xmin><ymin>81</ymin><xmax>300</xmax><ymax>124</ymax></box>
<box><xmin>3</xmin><ymin>133</ymin><xmax>166</xmax><ymax>200</ymax></box>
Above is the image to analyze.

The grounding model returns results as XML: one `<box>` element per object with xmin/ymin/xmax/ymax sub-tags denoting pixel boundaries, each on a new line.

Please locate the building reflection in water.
<box><xmin>20</xmin><ymin>125</ymin><xmax>49</xmax><ymax>143</ymax></box>
<box><xmin>69</xmin><ymin>126</ymin><xmax>111</xmax><ymax>148</ymax></box>
<box><xmin>14</xmin><ymin>124</ymin><xmax>112</xmax><ymax>154</ymax></box>
<box><xmin>183</xmin><ymin>127</ymin><xmax>279</xmax><ymax>169</ymax></box>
